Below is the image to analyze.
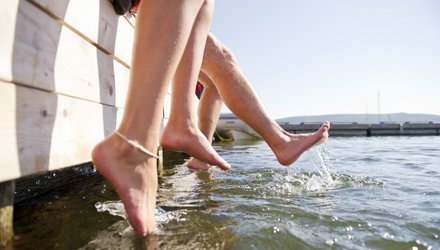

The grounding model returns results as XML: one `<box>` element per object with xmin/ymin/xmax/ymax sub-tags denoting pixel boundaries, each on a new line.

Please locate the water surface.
<box><xmin>14</xmin><ymin>136</ymin><xmax>440</xmax><ymax>249</ymax></box>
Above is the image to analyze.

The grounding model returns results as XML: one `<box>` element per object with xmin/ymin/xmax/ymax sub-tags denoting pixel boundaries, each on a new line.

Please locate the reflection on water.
<box><xmin>13</xmin><ymin>137</ymin><xmax>440</xmax><ymax>249</ymax></box>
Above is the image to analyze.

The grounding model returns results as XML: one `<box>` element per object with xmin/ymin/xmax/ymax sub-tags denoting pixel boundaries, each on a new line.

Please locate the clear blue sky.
<box><xmin>210</xmin><ymin>0</ymin><xmax>440</xmax><ymax>119</ymax></box>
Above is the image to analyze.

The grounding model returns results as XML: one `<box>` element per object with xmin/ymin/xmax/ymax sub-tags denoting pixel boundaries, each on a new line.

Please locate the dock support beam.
<box><xmin>0</xmin><ymin>180</ymin><xmax>15</xmax><ymax>248</ymax></box>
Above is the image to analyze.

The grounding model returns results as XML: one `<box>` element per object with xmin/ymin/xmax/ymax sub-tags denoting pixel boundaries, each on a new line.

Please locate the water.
<box><xmin>13</xmin><ymin>136</ymin><xmax>440</xmax><ymax>249</ymax></box>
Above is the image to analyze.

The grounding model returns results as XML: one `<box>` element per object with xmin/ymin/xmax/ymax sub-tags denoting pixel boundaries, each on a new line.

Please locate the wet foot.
<box><xmin>273</xmin><ymin>121</ymin><xmax>330</xmax><ymax>166</ymax></box>
<box><xmin>160</xmin><ymin>124</ymin><xmax>230</xmax><ymax>170</ymax></box>
<box><xmin>187</xmin><ymin>157</ymin><xmax>211</xmax><ymax>170</ymax></box>
<box><xmin>92</xmin><ymin>133</ymin><xmax>158</xmax><ymax>236</ymax></box>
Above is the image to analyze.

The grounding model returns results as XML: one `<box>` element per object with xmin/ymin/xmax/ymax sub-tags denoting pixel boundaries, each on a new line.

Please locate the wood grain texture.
<box><xmin>0</xmin><ymin>81</ymin><xmax>122</xmax><ymax>182</ymax></box>
<box><xmin>30</xmin><ymin>0</ymin><xmax>134</xmax><ymax>66</ymax></box>
<box><xmin>0</xmin><ymin>0</ymin><xmax>130</xmax><ymax>108</ymax></box>
<box><xmin>0</xmin><ymin>0</ymin><xmax>170</xmax><ymax>182</ymax></box>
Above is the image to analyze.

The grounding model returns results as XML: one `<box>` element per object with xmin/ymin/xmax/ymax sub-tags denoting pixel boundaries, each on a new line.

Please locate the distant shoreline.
<box><xmin>276</xmin><ymin>112</ymin><xmax>440</xmax><ymax>124</ymax></box>
<box><xmin>218</xmin><ymin>113</ymin><xmax>440</xmax><ymax>137</ymax></box>
<box><xmin>278</xmin><ymin>122</ymin><xmax>440</xmax><ymax>136</ymax></box>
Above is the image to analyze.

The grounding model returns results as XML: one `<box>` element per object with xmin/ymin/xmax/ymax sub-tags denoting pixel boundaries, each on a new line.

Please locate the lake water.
<box><xmin>14</xmin><ymin>136</ymin><xmax>440</xmax><ymax>249</ymax></box>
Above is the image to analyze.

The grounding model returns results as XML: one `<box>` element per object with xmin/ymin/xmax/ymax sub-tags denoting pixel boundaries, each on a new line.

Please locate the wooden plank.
<box><xmin>0</xmin><ymin>81</ymin><xmax>123</xmax><ymax>182</ymax></box>
<box><xmin>0</xmin><ymin>0</ymin><xmax>19</xmax><ymax>82</ymax></box>
<box><xmin>1</xmin><ymin>81</ymin><xmax>20</xmax><ymax>180</ymax></box>
<box><xmin>30</xmin><ymin>0</ymin><xmax>134</xmax><ymax>66</ymax></box>
<box><xmin>0</xmin><ymin>1</ymin><xmax>169</xmax><ymax>183</ymax></box>
<box><xmin>0</xmin><ymin>0</ymin><xmax>130</xmax><ymax>108</ymax></box>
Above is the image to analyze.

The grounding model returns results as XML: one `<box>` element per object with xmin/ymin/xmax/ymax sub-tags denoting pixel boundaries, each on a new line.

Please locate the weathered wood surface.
<box><xmin>0</xmin><ymin>0</ymin><xmax>131</xmax><ymax>108</ymax></box>
<box><xmin>0</xmin><ymin>80</ymin><xmax>123</xmax><ymax>182</ymax></box>
<box><xmin>0</xmin><ymin>0</ymin><xmax>173</xmax><ymax>183</ymax></box>
<box><xmin>30</xmin><ymin>0</ymin><xmax>134</xmax><ymax>66</ymax></box>
<box><xmin>0</xmin><ymin>0</ymin><xmax>138</xmax><ymax>182</ymax></box>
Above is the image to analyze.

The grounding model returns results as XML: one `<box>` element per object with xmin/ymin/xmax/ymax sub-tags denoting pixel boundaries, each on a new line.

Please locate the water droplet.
<box><xmin>383</xmin><ymin>232</ymin><xmax>394</xmax><ymax>239</ymax></box>
<box><xmin>325</xmin><ymin>239</ymin><xmax>334</xmax><ymax>246</ymax></box>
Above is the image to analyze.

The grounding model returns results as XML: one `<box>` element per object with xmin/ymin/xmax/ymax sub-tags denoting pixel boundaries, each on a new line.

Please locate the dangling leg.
<box><xmin>187</xmin><ymin>71</ymin><xmax>223</xmax><ymax>170</ymax></box>
<box><xmin>159</xmin><ymin>0</ymin><xmax>230</xmax><ymax>171</ymax></box>
<box><xmin>201</xmin><ymin>33</ymin><xmax>330</xmax><ymax>166</ymax></box>
<box><xmin>92</xmin><ymin>0</ymin><xmax>211</xmax><ymax>235</ymax></box>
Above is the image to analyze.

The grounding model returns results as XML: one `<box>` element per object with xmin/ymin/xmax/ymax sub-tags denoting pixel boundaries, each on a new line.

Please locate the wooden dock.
<box><xmin>0</xmin><ymin>0</ymin><xmax>171</xmax><ymax>245</ymax></box>
<box><xmin>280</xmin><ymin>122</ymin><xmax>440</xmax><ymax>136</ymax></box>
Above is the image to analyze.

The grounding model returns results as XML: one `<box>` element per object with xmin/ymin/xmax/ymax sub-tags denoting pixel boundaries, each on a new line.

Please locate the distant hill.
<box><xmin>276</xmin><ymin>113</ymin><xmax>440</xmax><ymax>124</ymax></box>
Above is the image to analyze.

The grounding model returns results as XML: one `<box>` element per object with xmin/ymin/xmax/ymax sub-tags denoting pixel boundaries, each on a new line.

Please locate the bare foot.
<box><xmin>272</xmin><ymin>121</ymin><xmax>330</xmax><ymax>166</ymax></box>
<box><xmin>187</xmin><ymin>157</ymin><xmax>211</xmax><ymax>170</ymax></box>
<box><xmin>92</xmin><ymin>133</ymin><xmax>158</xmax><ymax>236</ymax></box>
<box><xmin>160</xmin><ymin>124</ymin><xmax>230</xmax><ymax>170</ymax></box>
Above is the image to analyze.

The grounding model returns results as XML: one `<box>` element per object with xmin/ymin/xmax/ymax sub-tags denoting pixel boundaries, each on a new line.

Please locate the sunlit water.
<box><xmin>14</xmin><ymin>136</ymin><xmax>440</xmax><ymax>249</ymax></box>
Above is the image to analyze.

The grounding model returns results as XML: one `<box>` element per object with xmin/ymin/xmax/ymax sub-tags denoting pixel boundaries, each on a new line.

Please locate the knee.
<box><xmin>203</xmin><ymin>34</ymin><xmax>239</xmax><ymax>72</ymax></box>
<box><xmin>219</xmin><ymin>47</ymin><xmax>238</xmax><ymax>68</ymax></box>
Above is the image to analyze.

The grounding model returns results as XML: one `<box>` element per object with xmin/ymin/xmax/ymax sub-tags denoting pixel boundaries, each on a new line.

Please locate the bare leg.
<box><xmin>160</xmin><ymin>0</ymin><xmax>230</xmax><ymax>171</ymax></box>
<box><xmin>201</xmin><ymin>33</ymin><xmax>330</xmax><ymax>166</ymax></box>
<box><xmin>92</xmin><ymin>0</ymin><xmax>211</xmax><ymax>236</ymax></box>
<box><xmin>187</xmin><ymin>72</ymin><xmax>223</xmax><ymax>170</ymax></box>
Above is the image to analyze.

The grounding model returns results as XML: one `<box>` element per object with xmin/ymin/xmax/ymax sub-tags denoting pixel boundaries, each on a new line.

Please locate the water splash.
<box><xmin>266</xmin><ymin>144</ymin><xmax>382</xmax><ymax>195</ymax></box>
<box><xmin>290</xmin><ymin>144</ymin><xmax>336</xmax><ymax>191</ymax></box>
<box><xmin>267</xmin><ymin>144</ymin><xmax>337</xmax><ymax>194</ymax></box>
<box><xmin>95</xmin><ymin>201</ymin><xmax>187</xmax><ymax>224</ymax></box>
<box><xmin>95</xmin><ymin>201</ymin><xmax>127</xmax><ymax>219</ymax></box>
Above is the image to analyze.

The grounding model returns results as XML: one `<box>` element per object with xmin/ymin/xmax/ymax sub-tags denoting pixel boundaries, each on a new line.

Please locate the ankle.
<box><xmin>268</xmin><ymin>133</ymin><xmax>290</xmax><ymax>153</ymax></box>
<box><xmin>111</xmin><ymin>132</ymin><xmax>157</xmax><ymax>165</ymax></box>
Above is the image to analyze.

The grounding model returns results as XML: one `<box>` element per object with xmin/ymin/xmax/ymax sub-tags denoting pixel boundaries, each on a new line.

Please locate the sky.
<box><xmin>210</xmin><ymin>0</ymin><xmax>440</xmax><ymax>119</ymax></box>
